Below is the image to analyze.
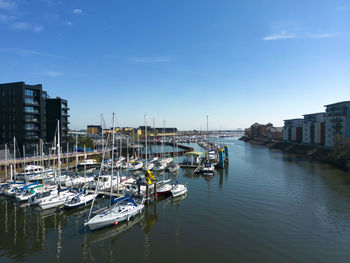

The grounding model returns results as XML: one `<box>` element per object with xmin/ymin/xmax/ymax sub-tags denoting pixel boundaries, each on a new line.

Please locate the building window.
<box><xmin>25</xmin><ymin>106</ymin><xmax>34</xmax><ymax>113</ymax></box>
<box><xmin>24</xmin><ymin>89</ymin><xmax>34</xmax><ymax>96</ymax></box>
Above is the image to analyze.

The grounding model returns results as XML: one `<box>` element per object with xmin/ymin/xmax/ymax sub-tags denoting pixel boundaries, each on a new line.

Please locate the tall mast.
<box><xmin>145</xmin><ymin>114</ymin><xmax>147</xmax><ymax>164</ymax></box>
<box><xmin>75</xmin><ymin>131</ymin><xmax>78</xmax><ymax>173</ymax></box>
<box><xmin>23</xmin><ymin>145</ymin><xmax>25</xmax><ymax>171</ymax></box>
<box><xmin>57</xmin><ymin>120</ymin><xmax>61</xmax><ymax>186</ymax></box>
<box><xmin>206</xmin><ymin>115</ymin><xmax>209</xmax><ymax>140</ymax></box>
<box><xmin>5</xmin><ymin>144</ymin><xmax>8</xmax><ymax>180</ymax></box>
<box><xmin>13</xmin><ymin>137</ymin><xmax>16</xmax><ymax>180</ymax></box>
<box><xmin>84</xmin><ymin>145</ymin><xmax>86</xmax><ymax>185</ymax></box>
<box><xmin>110</xmin><ymin>113</ymin><xmax>115</xmax><ymax>206</ymax></box>
<box><xmin>66</xmin><ymin>142</ymin><xmax>69</xmax><ymax>173</ymax></box>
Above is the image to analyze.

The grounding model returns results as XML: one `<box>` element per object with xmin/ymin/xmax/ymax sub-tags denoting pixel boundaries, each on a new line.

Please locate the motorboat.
<box><xmin>156</xmin><ymin>183</ymin><xmax>173</xmax><ymax>196</ymax></box>
<box><xmin>39</xmin><ymin>188</ymin><xmax>77</xmax><ymax>210</ymax></box>
<box><xmin>78</xmin><ymin>159</ymin><xmax>98</xmax><ymax>169</ymax></box>
<box><xmin>16</xmin><ymin>165</ymin><xmax>54</xmax><ymax>181</ymax></box>
<box><xmin>171</xmin><ymin>184</ymin><xmax>187</xmax><ymax>198</ymax></box>
<box><xmin>143</xmin><ymin>161</ymin><xmax>154</xmax><ymax>171</ymax></box>
<box><xmin>64</xmin><ymin>191</ymin><xmax>96</xmax><ymax>209</ymax></box>
<box><xmin>84</xmin><ymin>196</ymin><xmax>145</xmax><ymax>231</ymax></box>
<box><xmin>128</xmin><ymin>160</ymin><xmax>143</xmax><ymax>171</ymax></box>
<box><xmin>28</xmin><ymin>187</ymin><xmax>58</xmax><ymax>205</ymax></box>
<box><xmin>207</xmin><ymin>149</ymin><xmax>217</xmax><ymax>161</ymax></box>
<box><xmin>201</xmin><ymin>161</ymin><xmax>215</xmax><ymax>174</ymax></box>
<box><xmin>167</xmin><ymin>163</ymin><xmax>180</xmax><ymax>173</ymax></box>
<box><xmin>15</xmin><ymin>184</ymin><xmax>44</xmax><ymax>202</ymax></box>
<box><xmin>153</xmin><ymin>161</ymin><xmax>167</xmax><ymax>172</ymax></box>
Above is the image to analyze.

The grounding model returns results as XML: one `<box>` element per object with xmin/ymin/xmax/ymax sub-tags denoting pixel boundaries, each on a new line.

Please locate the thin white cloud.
<box><xmin>10</xmin><ymin>22</ymin><xmax>44</xmax><ymax>33</ymax></box>
<box><xmin>33</xmin><ymin>26</ymin><xmax>43</xmax><ymax>33</ymax></box>
<box><xmin>0</xmin><ymin>14</ymin><xmax>15</xmax><ymax>23</ymax></box>
<box><xmin>46</xmin><ymin>71</ymin><xmax>63</xmax><ymax>77</ymax></box>
<box><xmin>64</xmin><ymin>21</ymin><xmax>72</xmax><ymax>26</ymax></box>
<box><xmin>129</xmin><ymin>56</ymin><xmax>174</xmax><ymax>63</ymax></box>
<box><xmin>307</xmin><ymin>33</ymin><xmax>338</xmax><ymax>39</ymax></box>
<box><xmin>0</xmin><ymin>0</ymin><xmax>16</xmax><ymax>11</ymax></box>
<box><xmin>263</xmin><ymin>30</ymin><xmax>339</xmax><ymax>41</ymax></box>
<box><xmin>263</xmin><ymin>31</ymin><xmax>295</xmax><ymax>40</ymax></box>
<box><xmin>0</xmin><ymin>48</ymin><xmax>55</xmax><ymax>57</ymax></box>
<box><xmin>11</xmin><ymin>21</ymin><xmax>30</xmax><ymax>30</ymax></box>
<box><xmin>72</xmin><ymin>8</ymin><xmax>82</xmax><ymax>15</ymax></box>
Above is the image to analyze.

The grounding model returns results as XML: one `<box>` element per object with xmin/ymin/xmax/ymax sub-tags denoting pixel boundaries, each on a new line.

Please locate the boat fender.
<box><xmin>114</xmin><ymin>221</ymin><xmax>118</xmax><ymax>225</ymax></box>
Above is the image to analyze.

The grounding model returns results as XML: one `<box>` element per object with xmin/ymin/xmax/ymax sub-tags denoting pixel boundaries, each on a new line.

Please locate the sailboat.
<box><xmin>39</xmin><ymin>120</ymin><xmax>77</xmax><ymax>210</ymax></box>
<box><xmin>168</xmin><ymin>129</ymin><xmax>180</xmax><ymax>173</ymax></box>
<box><xmin>143</xmin><ymin>114</ymin><xmax>154</xmax><ymax>171</ymax></box>
<box><xmin>85</xmin><ymin>113</ymin><xmax>145</xmax><ymax>231</ymax></box>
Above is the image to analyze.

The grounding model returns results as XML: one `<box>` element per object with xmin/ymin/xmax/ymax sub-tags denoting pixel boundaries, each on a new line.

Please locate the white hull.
<box><xmin>171</xmin><ymin>184</ymin><xmax>187</xmax><ymax>198</ymax></box>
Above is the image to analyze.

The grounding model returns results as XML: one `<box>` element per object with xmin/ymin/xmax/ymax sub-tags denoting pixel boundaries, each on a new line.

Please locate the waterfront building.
<box><xmin>0</xmin><ymin>82</ymin><xmax>47</xmax><ymax>153</ymax></box>
<box><xmin>302</xmin><ymin>113</ymin><xmax>326</xmax><ymax>146</ymax></box>
<box><xmin>87</xmin><ymin>125</ymin><xmax>102</xmax><ymax>135</ymax></box>
<box><xmin>138</xmin><ymin>126</ymin><xmax>177</xmax><ymax>137</ymax></box>
<box><xmin>283</xmin><ymin>119</ymin><xmax>303</xmax><ymax>143</ymax></box>
<box><xmin>46</xmin><ymin>98</ymin><xmax>70</xmax><ymax>145</ymax></box>
<box><xmin>247</xmin><ymin>123</ymin><xmax>283</xmax><ymax>140</ymax></box>
<box><xmin>324</xmin><ymin>101</ymin><xmax>350</xmax><ymax>148</ymax></box>
<box><xmin>0</xmin><ymin>81</ymin><xmax>69</xmax><ymax>154</ymax></box>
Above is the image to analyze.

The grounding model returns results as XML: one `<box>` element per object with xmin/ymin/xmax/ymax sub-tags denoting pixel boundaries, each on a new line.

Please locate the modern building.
<box><xmin>324</xmin><ymin>101</ymin><xmax>350</xmax><ymax>148</ymax></box>
<box><xmin>46</xmin><ymin>98</ymin><xmax>70</xmax><ymax>145</ymax></box>
<box><xmin>0</xmin><ymin>82</ymin><xmax>47</xmax><ymax>153</ymax></box>
<box><xmin>0</xmin><ymin>82</ymin><xmax>69</xmax><ymax>154</ymax></box>
<box><xmin>302</xmin><ymin>113</ymin><xmax>325</xmax><ymax>146</ymax></box>
<box><xmin>283</xmin><ymin>119</ymin><xmax>303</xmax><ymax>142</ymax></box>
<box><xmin>249</xmin><ymin>123</ymin><xmax>267</xmax><ymax>138</ymax></box>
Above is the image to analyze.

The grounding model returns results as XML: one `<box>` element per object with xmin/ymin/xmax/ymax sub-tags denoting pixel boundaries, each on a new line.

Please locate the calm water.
<box><xmin>1</xmin><ymin>138</ymin><xmax>350</xmax><ymax>262</ymax></box>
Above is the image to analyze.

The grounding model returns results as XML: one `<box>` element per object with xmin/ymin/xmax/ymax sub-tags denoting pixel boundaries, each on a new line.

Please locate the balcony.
<box><xmin>330</xmin><ymin>118</ymin><xmax>343</xmax><ymax>123</ymax></box>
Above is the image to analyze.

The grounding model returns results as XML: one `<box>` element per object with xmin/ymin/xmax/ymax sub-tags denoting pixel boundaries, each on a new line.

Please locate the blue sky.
<box><xmin>0</xmin><ymin>0</ymin><xmax>349</xmax><ymax>130</ymax></box>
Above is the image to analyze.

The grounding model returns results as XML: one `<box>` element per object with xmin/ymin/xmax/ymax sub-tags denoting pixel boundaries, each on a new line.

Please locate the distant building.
<box><xmin>87</xmin><ymin>125</ymin><xmax>102</xmax><ymax>135</ymax></box>
<box><xmin>302</xmin><ymin>113</ymin><xmax>325</xmax><ymax>146</ymax></box>
<box><xmin>324</xmin><ymin>101</ymin><xmax>350</xmax><ymax>148</ymax></box>
<box><xmin>0</xmin><ymin>82</ymin><xmax>47</xmax><ymax>152</ymax></box>
<box><xmin>46</xmin><ymin>98</ymin><xmax>69</xmax><ymax>145</ymax></box>
<box><xmin>283</xmin><ymin>119</ymin><xmax>303</xmax><ymax>143</ymax></box>
<box><xmin>139</xmin><ymin>126</ymin><xmax>177</xmax><ymax>137</ymax></box>
<box><xmin>247</xmin><ymin>123</ymin><xmax>282</xmax><ymax>140</ymax></box>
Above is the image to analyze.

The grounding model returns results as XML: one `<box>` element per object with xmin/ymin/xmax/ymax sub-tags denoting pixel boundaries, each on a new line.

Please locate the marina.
<box><xmin>1</xmin><ymin>138</ymin><xmax>350</xmax><ymax>262</ymax></box>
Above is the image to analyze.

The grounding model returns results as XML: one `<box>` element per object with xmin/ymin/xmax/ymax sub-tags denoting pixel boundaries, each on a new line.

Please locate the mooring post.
<box><xmin>154</xmin><ymin>182</ymin><xmax>157</xmax><ymax>199</ymax></box>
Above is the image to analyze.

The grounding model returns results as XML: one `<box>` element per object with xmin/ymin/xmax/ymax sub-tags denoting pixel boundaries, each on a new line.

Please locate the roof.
<box><xmin>302</xmin><ymin>112</ymin><xmax>326</xmax><ymax>116</ymax></box>
<box><xmin>324</xmin><ymin>101</ymin><xmax>350</xmax><ymax>107</ymax></box>
<box><xmin>184</xmin><ymin>151</ymin><xmax>203</xmax><ymax>156</ymax></box>
<box><xmin>283</xmin><ymin>118</ymin><xmax>303</xmax><ymax>121</ymax></box>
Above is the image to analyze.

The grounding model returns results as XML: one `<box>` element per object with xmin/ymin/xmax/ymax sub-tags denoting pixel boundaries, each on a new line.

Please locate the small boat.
<box><xmin>171</xmin><ymin>184</ymin><xmax>187</xmax><ymax>198</ymax></box>
<box><xmin>207</xmin><ymin>149</ymin><xmax>217</xmax><ymax>161</ymax></box>
<box><xmin>28</xmin><ymin>187</ymin><xmax>58</xmax><ymax>205</ymax></box>
<box><xmin>143</xmin><ymin>161</ymin><xmax>154</xmax><ymax>171</ymax></box>
<box><xmin>78</xmin><ymin>159</ymin><xmax>98</xmax><ymax>169</ymax></box>
<box><xmin>201</xmin><ymin>161</ymin><xmax>215</xmax><ymax>174</ymax></box>
<box><xmin>167</xmin><ymin>163</ymin><xmax>180</xmax><ymax>173</ymax></box>
<box><xmin>153</xmin><ymin>161</ymin><xmax>167</xmax><ymax>172</ymax></box>
<box><xmin>156</xmin><ymin>183</ymin><xmax>173</xmax><ymax>196</ymax></box>
<box><xmin>64</xmin><ymin>191</ymin><xmax>96</xmax><ymax>209</ymax></box>
<box><xmin>15</xmin><ymin>184</ymin><xmax>44</xmax><ymax>202</ymax></box>
<box><xmin>84</xmin><ymin>196</ymin><xmax>145</xmax><ymax>231</ymax></box>
<box><xmin>16</xmin><ymin>165</ymin><xmax>54</xmax><ymax>181</ymax></box>
<box><xmin>39</xmin><ymin>188</ymin><xmax>77</xmax><ymax>210</ymax></box>
<box><xmin>128</xmin><ymin>160</ymin><xmax>143</xmax><ymax>171</ymax></box>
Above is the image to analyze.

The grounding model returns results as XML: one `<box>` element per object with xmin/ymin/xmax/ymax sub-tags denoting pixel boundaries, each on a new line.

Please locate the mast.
<box><xmin>84</xmin><ymin>145</ymin><xmax>86</xmax><ymax>185</ymax></box>
<box><xmin>110</xmin><ymin>113</ymin><xmax>115</xmax><ymax>206</ymax></box>
<box><xmin>145</xmin><ymin>114</ymin><xmax>147</xmax><ymax>166</ymax></box>
<box><xmin>13</xmin><ymin>137</ymin><xmax>16</xmax><ymax>180</ymax></box>
<box><xmin>75</xmin><ymin>131</ymin><xmax>78</xmax><ymax>173</ymax></box>
<box><xmin>66</xmin><ymin>142</ymin><xmax>69</xmax><ymax>174</ymax></box>
<box><xmin>57</xmin><ymin>120</ymin><xmax>61</xmax><ymax>187</ymax></box>
<box><xmin>5</xmin><ymin>144</ymin><xmax>8</xmax><ymax>180</ymax></box>
<box><xmin>22</xmin><ymin>145</ymin><xmax>25</xmax><ymax>172</ymax></box>
<box><xmin>206</xmin><ymin>114</ymin><xmax>209</xmax><ymax>141</ymax></box>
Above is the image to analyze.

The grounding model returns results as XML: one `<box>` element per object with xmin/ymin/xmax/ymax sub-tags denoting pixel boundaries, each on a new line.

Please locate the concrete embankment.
<box><xmin>240</xmin><ymin>137</ymin><xmax>333</xmax><ymax>163</ymax></box>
